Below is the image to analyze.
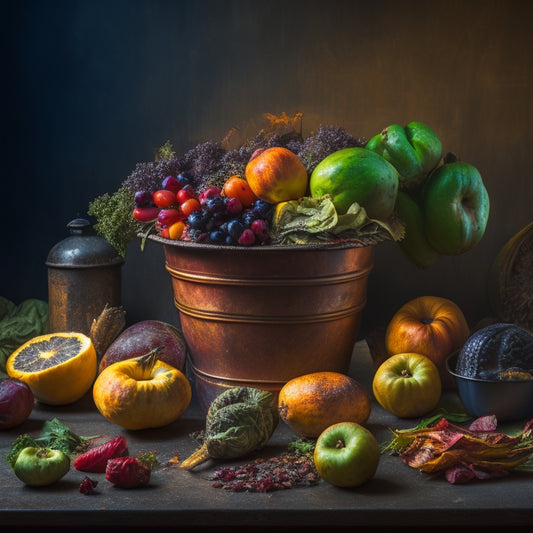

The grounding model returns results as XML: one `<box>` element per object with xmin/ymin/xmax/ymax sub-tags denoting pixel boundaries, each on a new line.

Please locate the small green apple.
<box><xmin>313</xmin><ymin>422</ymin><xmax>380</xmax><ymax>488</ymax></box>
<box><xmin>13</xmin><ymin>447</ymin><xmax>70</xmax><ymax>486</ymax></box>
<box><xmin>422</xmin><ymin>161</ymin><xmax>490</xmax><ymax>255</ymax></box>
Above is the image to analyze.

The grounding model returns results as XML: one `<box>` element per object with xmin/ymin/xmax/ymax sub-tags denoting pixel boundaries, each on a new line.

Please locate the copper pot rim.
<box><xmin>147</xmin><ymin>233</ymin><xmax>381</xmax><ymax>252</ymax></box>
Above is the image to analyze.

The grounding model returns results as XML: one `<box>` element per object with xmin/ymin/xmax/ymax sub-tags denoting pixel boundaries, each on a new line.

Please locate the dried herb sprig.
<box><xmin>88</xmin><ymin>185</ymin><xmax>140</xmax><ymax>257</ymax></box>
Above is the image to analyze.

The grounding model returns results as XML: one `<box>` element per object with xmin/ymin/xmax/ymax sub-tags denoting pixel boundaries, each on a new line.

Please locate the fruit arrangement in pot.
<box><xmin>88</xmin><ymin>113</ymin><xmax>489</xmax><ymax>261</ymax></box>
<box><xmin>86</xmin><ymin>114</ymin><xmax>491</xmax><ymax>411</ymax></box>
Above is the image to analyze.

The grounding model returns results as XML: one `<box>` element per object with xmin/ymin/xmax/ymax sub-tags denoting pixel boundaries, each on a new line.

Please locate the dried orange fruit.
<box><xmin>278</xmin><ymin>371</ymin><xmax>371</xmax><ymax>438</ymax></box>
<box><xmin>6</xmin><ymin>332</ymin><xmax>97</xmax><ymax>405</ymax></box>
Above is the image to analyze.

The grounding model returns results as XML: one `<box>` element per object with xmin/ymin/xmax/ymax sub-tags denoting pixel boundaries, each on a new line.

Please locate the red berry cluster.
<box><xmin>133</xmin><ymin>173</ymin><xmax>274</xmax><ymax>245</ymax></box>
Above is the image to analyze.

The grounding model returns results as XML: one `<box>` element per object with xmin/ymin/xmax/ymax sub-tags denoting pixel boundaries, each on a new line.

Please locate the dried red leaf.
<box><xmin>397</xmin><ymin>416</ymin><xmax>533</xmax><ymax>484</ymax></box>
<box><xmin>468</xmin><ymin>414</ymin><xmax>498</xmax><ymax>432</ymax></box>
<box><xmin>74</xmin><ymin>435</ymin><xmax>128</xmax><ymax>473</ymax></box>
<box><xmin>105</xmin><ymin>456</ymin><xmax>151</xmax><ymax>488</ymax></box>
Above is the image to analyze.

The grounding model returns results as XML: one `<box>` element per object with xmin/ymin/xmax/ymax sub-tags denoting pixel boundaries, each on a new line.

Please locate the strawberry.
<box><xmin>73</xmin><ymin>435</ymin><xmax>128</xmax><ymax>473</ymax></box>
<box><xmin>105</xmin><ymin>456</ymin><xmax>151</xmax><ymax>488</ymax></box>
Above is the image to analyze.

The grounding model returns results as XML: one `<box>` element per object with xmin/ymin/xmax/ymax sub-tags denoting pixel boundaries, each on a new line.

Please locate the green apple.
<box><xmin>422</xmin><ymin>161</ymin><xmax>490</xmax><ymax>255</ymax></box>
<box><xmin>394</xmin><ymin>190</ymin><xmax>440</xmax><ymax>268</ymax></box>
<box><xmin>313</xmin><ymin>422</ymin><xmax>380</xmax><ymax>488</ymax></box>
<box><xmin>13</xmin><ymin>447</ymin><xmax>70</xmax><ymax>486</ymax></box>
<box><xmin>366</xmin><ymin>121</ymin><xmax>442</xmax><ymax>190</ymax></box>
<box><xmin>309</xmin><ymin>147</ymin><xmax>399</xmax><ymax>220</ymax></box>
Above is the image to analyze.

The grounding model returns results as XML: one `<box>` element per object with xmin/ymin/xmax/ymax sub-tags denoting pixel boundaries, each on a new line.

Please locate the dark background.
<box><xmin>3</xmin><ymin>0</ymin><xmax>532</xmax><ymax>338</ymax></box>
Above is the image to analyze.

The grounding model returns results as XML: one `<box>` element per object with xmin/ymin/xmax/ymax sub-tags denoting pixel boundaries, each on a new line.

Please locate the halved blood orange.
<box><xmin>6</xmin><ymin>332</ymin><xmax>97</xmax><ymax>405</ymax></box>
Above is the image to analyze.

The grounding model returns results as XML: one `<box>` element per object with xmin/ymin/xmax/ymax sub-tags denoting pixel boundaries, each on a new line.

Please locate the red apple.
<box><xmin>0</xmin><ymin>378</ymin><xmax>35</xmax><ymax>429</ymax></box>
<box><xmin>99</xmin><ymin>320</ymin><xmax>188</xmax><ymax>373</ymax></box>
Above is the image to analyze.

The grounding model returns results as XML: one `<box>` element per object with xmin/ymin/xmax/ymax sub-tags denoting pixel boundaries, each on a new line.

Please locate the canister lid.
<box><xmin>46</xmin><ymin>218</ymin><xmax>124</xmax><ymax>268</ymax></box>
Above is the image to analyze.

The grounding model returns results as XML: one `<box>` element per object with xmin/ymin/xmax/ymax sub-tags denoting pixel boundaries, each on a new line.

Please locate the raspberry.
<box><xmin>238</xmin><ymin>228</ymin><xmax>256</xmax><ymax>246</ymax></box>
<box><xmin>105</xmin><ymin>457</ymin><xmax>151</xmax><ymax>488</ymax></box>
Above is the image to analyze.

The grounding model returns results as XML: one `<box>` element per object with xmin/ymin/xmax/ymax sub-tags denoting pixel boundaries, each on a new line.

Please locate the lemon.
<box><xmin>7</xmin><ymin>332</ymin><xmax>97</xmax><ymax>405</ymax></box>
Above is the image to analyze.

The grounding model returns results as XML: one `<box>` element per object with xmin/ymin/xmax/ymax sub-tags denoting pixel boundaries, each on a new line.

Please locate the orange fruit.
<box><xmin>222</xmin><ymin>175</ymin><xmax>258</xmax><ymax>207</ymax></box>
<box><xmin>385</xmin><ymin>295</ymin><xmax>470</xmax><ymax>389</ymax></box>
<box><xmin>7</xmin><ymin>332</ymin><xmax>97</xmax><ymax>405</ymax></box>
<box><xmin>278</xmin><ymin>371</ymin><xmax>371</xmax><ymax>438</ymax></box>
<box><xmin>245</xmin><ymin>147</ymin><xmax>308</xmax><ymax>204</ymax></box>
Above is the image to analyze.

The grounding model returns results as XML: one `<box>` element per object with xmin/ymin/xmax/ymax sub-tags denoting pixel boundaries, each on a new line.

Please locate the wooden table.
<box><xmin>1</xmin><ymin>342</ymin><xmax>532</xmax><ymax>530</ymax></box>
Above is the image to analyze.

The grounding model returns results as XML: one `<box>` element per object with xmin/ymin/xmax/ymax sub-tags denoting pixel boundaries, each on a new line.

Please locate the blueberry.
<box><xmin>241</xmin><ymin>210</ymin><xmax>257</xmax><ymax>228</ymax></box>
<box><xmin>252</xmin><ymin>199</ymin><xmax>273</xmax><ymax>219</ymax></box>
<box><xmin>209</xmin><ymin>230</ymin><xmax>227</xmax><ymax>244</ymax></box>
<box><xmin>187</xmin><ymin>210</ymin><xmax>205</xmax><ymax>230</ymax></box>
<box><xmin>176</xmin><ymin>173</ymin><xmax>192</xmax><ymax>187</ymax></box>
<box><xmin>227</xmin><ymin>219</ymin><xmax>245</xmax><ymax>240</ymax></box>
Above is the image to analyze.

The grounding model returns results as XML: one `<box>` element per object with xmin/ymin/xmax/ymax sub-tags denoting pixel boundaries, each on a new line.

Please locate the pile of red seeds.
<box><xmin>211</xmin><ymin>453</ymin><xmax>320</xmax><ymax>492</ymax></box>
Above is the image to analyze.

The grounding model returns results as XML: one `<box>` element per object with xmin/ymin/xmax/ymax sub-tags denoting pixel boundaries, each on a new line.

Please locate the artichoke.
<box><xmin>180</xmin><ymin>386</ymin><xmax>278</xmax><ymax>470</ymax></box>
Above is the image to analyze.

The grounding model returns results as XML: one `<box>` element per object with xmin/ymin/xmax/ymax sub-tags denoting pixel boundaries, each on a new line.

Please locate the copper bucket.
<box><xmin>150</xmin><ymin>236</ymin><xmax>374</xmax><ymax>412</ymax></box>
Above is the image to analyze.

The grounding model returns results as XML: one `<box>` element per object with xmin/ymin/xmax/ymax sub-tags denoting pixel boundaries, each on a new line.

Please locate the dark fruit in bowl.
<box><xmin>99</xmin><ymin>320</ymin><xmax>188</xmax><ymax>373</ymax></box>
<box><xmin>0</xmin><ymin>377</ymin><xmax>34</xmax><ymax>429</ymax></box>
<box><xmin>455</xmin><ymin>323</ymin><xmax>533</xmax><ymax>380</ymax></box>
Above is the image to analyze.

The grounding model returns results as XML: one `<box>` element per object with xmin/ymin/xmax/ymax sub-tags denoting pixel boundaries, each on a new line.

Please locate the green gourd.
<box><xmin>455</xmin><ymin>323</ymin><xmax>533</xmax><ymax>380</ymax></box>
<box><xmin>180</xmin><ymin>386</ymin><xmax>278</xmax><ymax>470</ymax></box>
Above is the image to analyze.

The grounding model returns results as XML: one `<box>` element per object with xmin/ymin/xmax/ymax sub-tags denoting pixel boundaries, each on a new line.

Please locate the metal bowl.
<box><xmin>446</xmin><ymin>352</ymin><xmax>533</xmax><ymax>421</ymax></box>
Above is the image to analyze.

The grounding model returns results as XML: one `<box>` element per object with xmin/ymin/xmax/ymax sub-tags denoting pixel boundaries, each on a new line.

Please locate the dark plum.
<box><xmin>162</xmin><ymin>176</ymin><xmax>181</xmax><ymax>194</ymax></box>
<box><xmin>134</xmin><ymin>190</ymin><xmax>154</xmax><ymax>207</ymax></box>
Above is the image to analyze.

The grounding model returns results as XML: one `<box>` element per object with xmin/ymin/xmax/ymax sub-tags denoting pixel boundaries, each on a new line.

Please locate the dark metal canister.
<box><xmin>46</xmin><ymin>218</ymin><xmax>124</xmax><ymax>335</ymax></box>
